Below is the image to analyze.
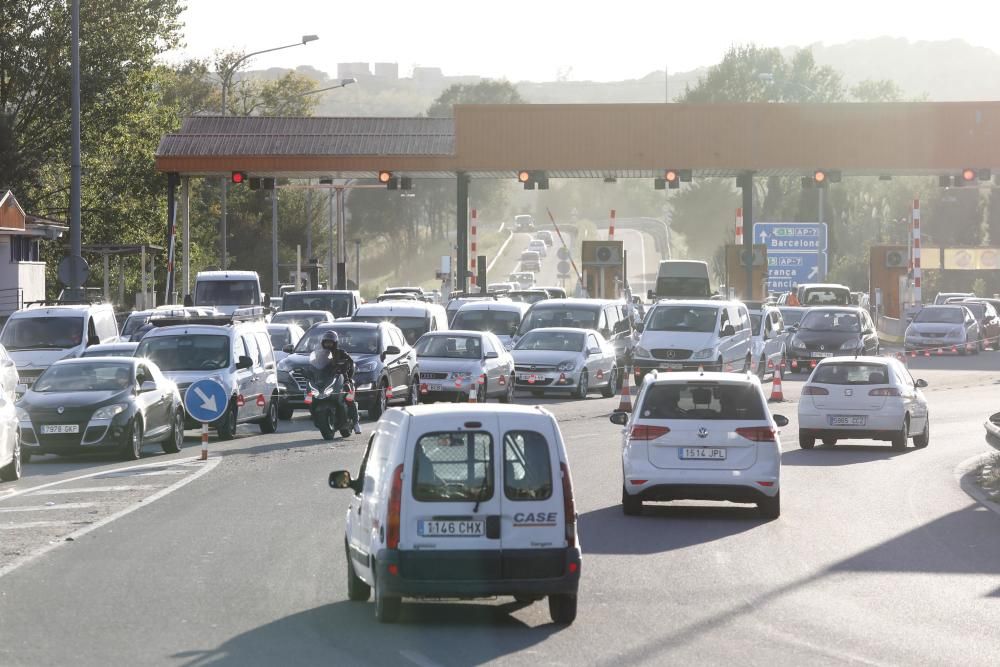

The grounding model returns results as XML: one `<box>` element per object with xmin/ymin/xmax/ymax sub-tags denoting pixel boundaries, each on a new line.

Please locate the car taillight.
<box><xmin>869</xmin><ymin>387</ymin><xmax>901</xmax><ymax>396</ymax></box>
<box><xmin>386</xmin><ymin>464</ymin><xmax>404</xmax><ymax>549</ymax></box>
<box><xmin>629</xmin><ymin>425</ymin><xmax>670</xmax><ymax>440</ymax></box>
<box><xmin>735</xmin><ymin>426</ymin><xmax>777</xmax><ymax>442</ymax></box>
<box><xmin>560</xmin><ymin>462</ymin><xmax>576</xmax><ymax>549</ymax></box>
<box><xmin>801</xmin><ymin>386</ymin><xmax>829</xmax><ymax>395</ymax></box>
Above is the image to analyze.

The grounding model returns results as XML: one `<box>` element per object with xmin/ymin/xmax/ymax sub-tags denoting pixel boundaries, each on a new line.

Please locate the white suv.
<box><xmin>612</xmin><ymin>371</ymin><xmax>787</xmax><ymax>519</ymax></box>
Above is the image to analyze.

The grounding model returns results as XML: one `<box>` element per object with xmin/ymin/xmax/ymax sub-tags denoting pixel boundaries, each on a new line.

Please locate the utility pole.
<box><xmin>68</xmin><ymin>0</ymin><xmax>83</xmax><ymax>298</ymax></box>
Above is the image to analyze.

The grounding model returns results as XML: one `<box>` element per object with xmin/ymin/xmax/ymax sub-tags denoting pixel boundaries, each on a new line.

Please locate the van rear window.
<box><xmin>503</xmin><ymin>431</ymin><xmax>552</xmax><ymax>501</ymax></box>
<box><xmin>413</xmin><ymin>432</ymin><xmax>493</xmax><ymax>502</ymax></box>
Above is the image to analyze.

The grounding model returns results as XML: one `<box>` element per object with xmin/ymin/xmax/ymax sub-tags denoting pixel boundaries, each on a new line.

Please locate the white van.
<box><xmin>632</xmin><ymin>300</ymin><xmax>752</xmax><ymax>377</ymax></box>
<box><xmin>0</xmin><ymin>303</ymin><xmax>119</xmax><ymax>391</ymax></box>
<box><xmin>192</xmin><ymin>270</ymin><xmax>264</xmax><ymax>316</ymax></box>
<box><xmin>352</xmin><ymin>302</ymin><xmax>449</xmax><ymax>346</ymax></box>
<box><xmin>648</xmin><ymin>260</ymin><xmax>712</xmax><ymax>301</ymax></box>
<box><xmin>330</xmin><ymin>404</ymin><xmax>581</xmax><ymax>624</ymax></box>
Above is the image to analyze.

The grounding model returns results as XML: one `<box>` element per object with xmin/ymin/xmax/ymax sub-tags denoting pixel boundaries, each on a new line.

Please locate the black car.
<box><xmin>785</xmin><ymin>306</ymin><xmax>880</xmax><ymax>372</ymax></box>
<box><xmin>17</xmin><ymin>358</ymin><xmax>184</xmax><ymax>461</ymax></box>
<box><xmin>276</xmin><ymin>322</ymin><xmax>419</xmax><ymax>421</ymax></box>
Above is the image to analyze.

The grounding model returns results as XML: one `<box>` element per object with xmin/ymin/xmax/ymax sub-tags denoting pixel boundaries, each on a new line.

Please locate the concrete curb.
<box><xmin>955</xmin><ymin>451</ymin><xmax>1000</xmax><ymax>518</ymax></box>
<box><xmin>983</xmin><ymin>414</ymin><xmax>1000</xmax><ymax>452</ymax></box>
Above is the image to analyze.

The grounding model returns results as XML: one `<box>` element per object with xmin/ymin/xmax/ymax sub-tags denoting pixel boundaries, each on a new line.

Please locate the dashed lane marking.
<box><xmin>94</xmin><ymin>469</ymin><xmax>188</xmax><ymax>478</ymax></box>
<box><xmin>0</xmin><ymin>521</ymin><xmax>82</xmax><ymax>530</ymax></box>
<box><xmin>29</xmin><ymin>485</ymin><xmax>159</xmax><ymax>496</ymax></box>
<box><xmin>0</xmin><ymin>502</ymin><xmax>97</xmax><ymax>513</ymax></box>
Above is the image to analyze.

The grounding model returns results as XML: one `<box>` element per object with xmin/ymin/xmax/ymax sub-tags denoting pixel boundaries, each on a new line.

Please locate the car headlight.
<box><xmin>692</xmin><ymin>348</ymin><xmax>714</xmax><ymax>360</ymax></box>
<box><xmin>633</xmin><ymin>345</ymin><xmax>651</xmax><ymax>358</ymax></box>
<box><xmin>92</xmin><ymin>403</ymin><xmax>127</xmax><ymax>420</ymax></box>
<box><xmin>791</xmin><ymin>338</ymin><xmax>807</xmax><ymax>349</ymax></box>
<box><xmin>839</xmin><ymin>339</ymin><xmax>859</xmax><ymax>350</ymax></box>
<box><xmin>557</xmin><ymin>360</ymin><xmax>577</xmax><ymax>372</ymax></box>
<box><xmin>451</xmin><ymin>371</ymin><xmax>473</xmax><ymax>380</ymax></box>
<box><xmin>357</xmin><ymin>360</ymin><xmax>378</xmax><ymax>372</ymax></box>
<box><xmin>16</xmin><ymin>407</ymin><xmax>30</xmax><ymax>422</ymax></box>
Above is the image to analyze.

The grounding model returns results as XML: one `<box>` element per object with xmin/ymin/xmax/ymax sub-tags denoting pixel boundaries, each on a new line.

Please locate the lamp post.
<box><xmin>217</xmin><ymin>35</ymin><xmax>318</xmax><ymax>269</ymax></box>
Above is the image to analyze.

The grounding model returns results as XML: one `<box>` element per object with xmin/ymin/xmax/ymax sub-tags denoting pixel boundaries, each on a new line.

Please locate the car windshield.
<box><xmin>135</xmin><ymin>334</ymin><xmax>230</xmax><ymax>371</ymax></box>
<box><xmin>646</xmin><ymin>306</ymin><xmax>718</xmax><ymax>333</ymax></box>
<box><xmin>639</xmin><ymin>382</ymin><xmax>767</xmax><ymax>420</ymax></box>
<box><xmin>271</xmin><ymin>312</ymin><xmax>328</xmax><ymax>330</ymax></box>
<box><xmin>812</xmin><ymin>363</ymin><xmax>891</xmax><ymax>385</ymax></box>
<box><xmin>520</xmin><ymin>307</ymin><xmax>599</xmax><ymax>332</ymax></box>
<box><xmin>779</xmin><ymin>308</ymin><xmax>805</xmax><ymax>326</ymax></box>
<box><xmin>415</xmin><ymin>335</ymin><xmax>483</xmax><ymax>358</ymax></box>
<box><xmin>751</xmin><ymin>314</ymin><xmax>763</xmax><ymax>333</ymax></box>
<box><xmin>655</xmin><ymin>276</ymin><xmax>711</xmax><ymax>298</ymax></box>
<box><xmin>451</xmin><ymin>310</ymin><xmax>521</xmax><ymax>336</ymax></box>
<box><xmin>0</xmin><ymin>316</ymin><xmax>85</xmax><ymax>350</ymax></box>
<box><xmin>514</xmin><ymin>330</ymin><xmax>585</xmax><ymax>351</ymax></box>
<box><xmin>281</xmin><ymin>294</ymin><xmax>352</xmax><ymax>317</ymax></box>
<box><xmin>269</xmin><ymin>330</ymin><xmax>290</xmax><ymax>349</ymax></box>
<box><xmin>33</xmin><ymin>361</ymin><xmax>134</xmax><ymax>393</ymax></box>
<box><xmin>352</xmin><ymin>315</ymin><xmax>428</xmax><ymax>344</ymax></box>
<box><xmin>961</xmin><ymin>303</ymin><xmax>986</xmax><ymax>320</ymax></box>
<box><xmin>294</xmin><ymin>327</ymin><xmax>380</xmax><ymax>355</ymax></box>
<box><xmin>195</xmin><ymin>280</ymin><xmax>259</xmax><ymax>306</ymax></box>
<box><xmin>914</xmin><ymin>307</ymin><xmax>964</xmax><ymax>324</ymax></box>
<box><xmin>508</xmin><ymin>292</ymin><xmax>547</xmax><ymax>304</ymax></box>
<box><xmin>800</xmin><ymin>311</ymin><xmax>861</xmax><ymax>332</ymax></box>
<box><xmin>81</xmin><ymin>347</ymin><xmax>135</xmax><ymax>358</ymax></box>
<box><xmin>121</xmin><ymin>314</ymin><xmax>149</xmax><ymax>337</ymax></box>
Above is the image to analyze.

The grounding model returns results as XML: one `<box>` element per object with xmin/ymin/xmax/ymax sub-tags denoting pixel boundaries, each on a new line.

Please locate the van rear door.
<box><xmin>400</xmin><ymin>413</ymin><xmax>503</xmax><ymax>580</ymax></box>
<box><xmin>498</xmin><ymin>415</ymin><xmax>568</xmax><ymax>578</ymax></box>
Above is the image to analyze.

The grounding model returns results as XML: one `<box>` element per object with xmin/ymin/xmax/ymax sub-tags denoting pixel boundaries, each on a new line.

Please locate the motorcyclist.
<box><xmin>312</xmin><ymin>330</ymin><xmax>362</xmax><ymax>434</ymax></box>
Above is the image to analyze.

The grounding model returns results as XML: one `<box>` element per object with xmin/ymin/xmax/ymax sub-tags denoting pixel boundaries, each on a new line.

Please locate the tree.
<box><xmin>426</xmin><ymin>80</ymin><xmax>525</xmax><ymax>118</ymax></box>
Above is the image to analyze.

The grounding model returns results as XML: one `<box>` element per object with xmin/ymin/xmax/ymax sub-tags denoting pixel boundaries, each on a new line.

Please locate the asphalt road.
<box><xmin>1</xmin><ymin>353</ymin><xmax>999</xmax><ymax>665</ymax></box>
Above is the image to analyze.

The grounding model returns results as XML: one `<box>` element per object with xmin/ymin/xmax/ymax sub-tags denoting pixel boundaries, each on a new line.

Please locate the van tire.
<box><xmin>799</xmin><ymin>432</ymin><xmax>815</xmax><ymax>450</ymax></box>
<box><xmin>374</xmin><ymin>571</ymin><xmax>401</xmax><ymax>623</ymax></box>
<box><xmin>622</xmin><ymin>486</ymin><xmax>642</xmax><ymax>515</ymax></box>
<box><xmin>258</xmin><ymin>395</ymin><xmax>279</xmax><ymax>434</ymax></box>
<box><xmin>601</xmin><ymin>368</ymin><xmax>618</xmax><ymax>398</ymax></box>
<box><xmin>216</xmin><ymin>403</ymin><xmax>238</xmax><ymax>441</ymax></box>
<box><xmin>757</xmin><ymin>491</ymin><xmax>781</xmax><ymax>520</ymax></box>
<box><xmin>548</xmin><ymin>593</ymin><xmax>577</xmax><ymax>624</ymax></box>
<box><xmin>345</xmin><ymin>545</ymin><xmax>371</xmax><ymax>602</ymax></box>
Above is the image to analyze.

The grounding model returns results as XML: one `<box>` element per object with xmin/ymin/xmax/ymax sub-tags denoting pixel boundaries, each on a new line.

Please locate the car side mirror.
<box><xmin>282</xmin><ymin>344</ymin><xmax>294</xmax><ymax>354</ymax></box>
<box><xmin>722</xmin><ymin>325</ymin><xmax>736</xmax><ymax>337</ymax></box>
<box><xmin>772</xmin><ymin>414</ymin><xmax>789</xmax><ymax>427</ymax></box>
<box><xmin>786</xmin><ymin>325</ymin><xmax>798</xmax><ymax>333</ymax></box>
<box><xmin>915</xmin><ymin>378</ymin><xmax>928</xmax><ymax>388</ymax></box>
<box><xmin>587</xmin><ymin>347</ymin><xmax>601</xmax><ymax>356</ymax></box>
<box><xmin>139</xmin><ymin>380</ymin><xmax>157</xmax><ymax>393</ymax></box>
<box><xmin>609</xmin><ymin>411</ymin><xmax>629</xmax><ymax>426</ymax></box>
<box><xmin>263</xmin><ymin>294</ymin><xmax>271</xmax><ymax>307</ymax></box>
<box><xmin>236</xmin><ymin>355</ymin><xmax>254</xmax><ymax>370</ymax></box>
<box><xmin>329</xmin><ymin>470</ymin><xmax>354</xmax><ymax>489</ymax></box>
<box><xmin>385</xmin><ymin>345</ymin><xmax>401</xmax><ymax>356</ymax></box>
<box><xmin>485</xmin><ymin>351</ymin><xmax>498</xmax><ymax>359</ymax></box>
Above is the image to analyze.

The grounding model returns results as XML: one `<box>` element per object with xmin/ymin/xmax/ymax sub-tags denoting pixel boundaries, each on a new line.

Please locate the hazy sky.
<box><xmin>175</xmin><ymin>1</ymin><xmax>1000</xmax><ymax>81</ymax></box>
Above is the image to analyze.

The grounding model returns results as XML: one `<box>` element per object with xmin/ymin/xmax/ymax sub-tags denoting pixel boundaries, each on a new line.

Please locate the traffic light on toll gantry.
<box><xmin>517</xmin><ymin>170</ymin><xmax>548</xmax><ymax>190</ymax></box>
<box><xmin>378</xmin><ymin>170</ymin><xmax>392</xmax><ymax>185</ymax></box>
<box><xmin>231</xmin><ymin>171</ymin><xmax>247</xmax><ymax>185</ymax></box>
<box><xmin>664</xmin><ymin>170</ymin><xmax>680</xmax><ymax>189</ymax></box>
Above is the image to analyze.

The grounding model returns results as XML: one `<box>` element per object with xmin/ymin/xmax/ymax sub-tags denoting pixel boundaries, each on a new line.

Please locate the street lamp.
<box><xmin>217</xmin><ymin>35</ymin><xmax>319</xmax><ymax>269</ymax></box>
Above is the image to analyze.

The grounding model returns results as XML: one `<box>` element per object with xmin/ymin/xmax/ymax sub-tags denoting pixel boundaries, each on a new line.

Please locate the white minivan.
<box><xmin>632</xmin><ymin>300</ymin><xmax>752</xmax><ymax>378</ymax></box>
<box><xmin>330</xmin><ymin>404</ymin><xmax>582</xmax><ymax>624</ymax></box>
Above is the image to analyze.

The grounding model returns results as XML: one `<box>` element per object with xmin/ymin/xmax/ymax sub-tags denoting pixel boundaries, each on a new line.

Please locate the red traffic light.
<box><xmin>814</xmin><ymin>170</ymin><xmax>827</xmax><ymax>184</ymax></box>
<box><xmin>231</xmin><ymin>171</ymin><xmax>247</xmax><ymax>184</ymax></box>
<box><xmin>962</xmin><ymin>168</ymin><xmax>976</xmax><ymax>182</ymax></box>
<box><xmin>664</xmin><ymin>170</ymin><xmax>678</xmax><ymax>183</ymax></box>
<box><xmin>378</xmin><ymin>170</ymin><xmax>392</xmax><ymax>184</ymax></box>
<box><xmin>517</xmin><ymin>170</ymin><xmax>531</xmax><ymax>183</ymax></box>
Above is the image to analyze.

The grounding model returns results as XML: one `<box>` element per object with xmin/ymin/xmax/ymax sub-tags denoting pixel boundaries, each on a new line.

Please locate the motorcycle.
<box><xmin>304</xmin><ymin>373</ymin><xmax>355</xmax><ymax>440</ymax></box>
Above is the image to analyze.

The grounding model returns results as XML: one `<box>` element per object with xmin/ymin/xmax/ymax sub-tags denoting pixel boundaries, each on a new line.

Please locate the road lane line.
<box><xmin>0</xmin><ymin>457</ymin><xmax>220</xmax><ymax>580</ymax></box>
<box><xmin>29</xmin><ymin>485</ymin><xmax>159</xmax><ymax>496</ymax></box>
<box><xmin>0</xmin><ymin>521</ymin><xmax>82</xmax><ymax>530</ymax></box>
<box><xmin>399</xmin><ymin>650</ymin><xmax>444</xmax><ymax>667</ymax></box>
<box><xmin>0</xmin><ymin>502</ymin><xmax>97</xmax><ymax>513</ymax></box>
<box><xmin>95</xmin><ymin>469</ymin><xmax>188</xmax><ymax>478</ymax></box>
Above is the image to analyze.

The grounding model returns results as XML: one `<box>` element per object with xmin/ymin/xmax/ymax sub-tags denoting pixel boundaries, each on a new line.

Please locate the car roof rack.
<box><xmin>24</xmin><ymin>299</ymin><xmax>100</xmax><ymax>308</ymax></box>
<box><xmin>149</xmin><ymin>309</ymin><xmax>266</xmax><ymax>328</ymax></box>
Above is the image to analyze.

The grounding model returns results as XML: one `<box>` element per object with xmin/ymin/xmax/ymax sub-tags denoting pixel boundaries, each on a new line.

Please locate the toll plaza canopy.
<box><xmin>155</xmin><ymin>102</ymin><xmax>1000</xmax><ymax>290</ymax></box>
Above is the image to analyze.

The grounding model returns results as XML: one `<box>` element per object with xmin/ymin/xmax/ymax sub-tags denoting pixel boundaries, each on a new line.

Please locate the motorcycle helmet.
<box><xmin>321</xmin><ymin>330</ymin><xmax>339</xmax><ymax>352</ymax></box>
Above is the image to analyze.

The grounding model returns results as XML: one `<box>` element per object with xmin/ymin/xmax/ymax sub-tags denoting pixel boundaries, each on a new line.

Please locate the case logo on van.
<box><xmin>513</xmin><ymin>512</ymin><xmax>558</xmax><ymax>526</ymax></box>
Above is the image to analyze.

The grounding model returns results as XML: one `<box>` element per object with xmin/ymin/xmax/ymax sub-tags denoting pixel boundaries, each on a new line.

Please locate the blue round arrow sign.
<box><xmin>183</xmin><ymin>378</ymin><xmax>229</xmax><ymax>423</ymax></box>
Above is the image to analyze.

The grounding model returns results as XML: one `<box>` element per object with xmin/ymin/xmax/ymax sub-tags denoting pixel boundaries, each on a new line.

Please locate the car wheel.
<box><xmin>476</xmin><ymin>381</ymin><xmax>488</xmax><ymax>403</ymax></box>
<box><xmin>0</xmin><ymin>431</ymin><xmax>21</xmax><ymax>482</ymax></box>
<box><xmin>822</xmin><ymin>437</ymin><xmax>837</xmax><ymax>447</ymax></box>
<box><xmin>913</xmin><ymin>415</ymin><xmax>930</xmax><ymax>448</ymax></box>
<box><xmin>575</xmin><ymin>371</ymin><xmax>589</xmax><ymax>399</ymax></box>
<box><xmin>20</xmin><ymin>449</ymin><xmax>31</xmax><ymax>464</ymax></box>
<box><xmin>259</xmin><ymin>396</ymin><xmax>279</xmax><ymax>434</ymax></box>
<box><xmin>757</xmin><ymin>491</ymin><xmax>781</xmax><ymax>520</ymax></box>
<box><xmin>891</xmin><ymin>416</ymin><xmax>909</xmax><ymax>450</ymax></box>
<box><xmin>548</xmin><ymin>593</ymin><xmax>577</xmax><ymax>625</ymax></box>
<box><xmin>345</xmin><ymin>544</ymin><xmax>371</xmax><ymax>602</ymax></box>
<box><xmin>499</xmin><ymin>375</ymin><xmax>515</xmax><ymax>403</ymax></box>
<box><xmin>622</xmin><ymin>485</ymin><xmax>642</xmax><ymax>516</ymax></box>
<box><xmin>757</xmin><ymin>355</ymin><xmax>767</xmax><ymax>380</ymax></box>
<box><xmin>277</xmin><ymin>403</ymin><xmax>294</xmax><ymax>420</ymax></box>
<box><xmin>601</xmin><ymin>367</ymin><xmax>618</xmax><ymax>398</ymax></box>
<box><xmin>162</xmin><ymin>409</ymin><xmax>184</xmax><ymax>454</ymax></box>
<box><xmin>799</xmin><ymin>431</ymin><xmax>815</xmax><ymax>450</ymax></box>
<box><xmin>122</xmin><ymin>418</ymin><xmax>142</xmax><ymax>461</ymax></box>
<box><xmin>409</xmin><ymin>376</ymin><xmax>420</xmax><ymax>406</ymax></box>
<box><xmin>374</xmin><ymin>570</ymin><xmax>401</xmax><ymax>623</ymax></box>
<box><xmin>368</xmin><ymin>383</ymin><xmax>387</xmax><ymax>422</ymax></box>
<box><xmin>742</xmin><ymin>354</ymin><xmax>752</xmax><ymax>373</ymax></box>
<box><xmin>216</xmin><ymin>402</ymin><xmax>238</xmax><ymax>441</ymax></box>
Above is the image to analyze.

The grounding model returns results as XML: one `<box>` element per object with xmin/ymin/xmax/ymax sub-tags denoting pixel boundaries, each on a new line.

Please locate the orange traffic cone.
<box><xmin>616</xmin><ymin>367</ymin><xmax>633</xmax><ymax>413</ymax></box>
<box><xmin>769</xmin><ymin>367</ymin><xmax>785</xmax><ymax>402</ymax></box>
<box><xmin>468</xmin><ymin>386</ymin><xmax>478</xmax><ymax>403</ymax></box>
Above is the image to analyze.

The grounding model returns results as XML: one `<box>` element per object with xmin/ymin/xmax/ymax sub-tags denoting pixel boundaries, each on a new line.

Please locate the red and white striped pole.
<box><xmin>608</xmin><ymin>209</ymin><xmax>616</xmax><ymax>240</ymax></box>
<box><xmin>912</xmin><ymin>199</ymin><xmax>921</xmax><ymax>306</ymax></box>
<box><xmin>735</xmin><ymin>207</ymin><xmax>744</xmax><ymax>245</ymax></box>
<box><xmin>469</xmin><ymin>208</ymin><xmax>478</xmax><ymax>287</ymax></box>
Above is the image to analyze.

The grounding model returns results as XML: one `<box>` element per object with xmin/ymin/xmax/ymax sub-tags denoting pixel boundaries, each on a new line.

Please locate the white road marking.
<box><xmin>0</xmin><ymin>502</ymin><xmax>97</xmax><ymax>513</ymax></box>
<box><xmin>95</xmin><ymin>469</ymin><xmax>188</xmax><ymax>478</ymax></box>
<box><xmin>399</xmin><ymin>650</ymin><xmax>444</xmax><ymax>667</ymax></box>
<box><xmin>0</xmin><ymin>521</ymin><xmax>83</xmax><ymax>530</ymax></box>
<box><xmin>0</xmin><ymin>456</ymin><xmax>220</xmax><ymax>580</ymax></box>
<box><xmin>30</xmin><ymin>485</ymin><xmax>159</xmax><ymax>496</ymax></box>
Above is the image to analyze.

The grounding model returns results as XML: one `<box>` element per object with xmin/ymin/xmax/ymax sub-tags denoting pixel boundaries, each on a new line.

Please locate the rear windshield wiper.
<box><xmin>472</xmin><ymin>472</ymin><xmax>491</xmax><ymax>513</ymax></box>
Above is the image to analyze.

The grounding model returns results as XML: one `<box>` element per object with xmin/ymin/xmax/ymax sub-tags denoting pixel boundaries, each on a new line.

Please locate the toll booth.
<box><xmin>581</xmin><ymin>240</ymin><xmax>624</xmax><ymax>300</ymax></box>
<box><xmin>724</xmin><ymin>244</ymin><xmax>768</xmax><ymax>300</ymax></box>
<box><xmin>869</xmin><ymin>245</ymin><xmax>909</xmax><ymax>318</ymax></box>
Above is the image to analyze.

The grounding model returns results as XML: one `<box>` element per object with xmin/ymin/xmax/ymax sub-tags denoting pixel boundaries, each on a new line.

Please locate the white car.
<box><xmin>527</xmin><ymin>240</ymin><xmax>548</xmax><ymax>258</ymax></box>
<box><xmin>613</xmin><ymin>371</ymin><xmax>787</xmax><ymax>519</ymax></box>
<box><xmin>413</xmin><ymin>330</ymin><xmax>515</xmax><ymax>403</ymax></box>
<box><xmin>513</xmin><ymin>327</ymin><xmax>618</xmax><ymax>399</ymax></box>
<box><xmin>749</xmin><ymin>306</ymin><xmax>786</xmax><ymax>380</ymax></box>
<box><xmin>797</xmin><ymin>356</ymin><xmax>929</xmax><ymax>450</ymax></box>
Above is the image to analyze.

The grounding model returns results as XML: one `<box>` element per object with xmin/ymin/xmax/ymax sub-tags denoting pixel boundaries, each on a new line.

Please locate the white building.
<box><xmin>0</xmin><ymin>191</ymin><xmax>67</xmax><ymax>317</ymax></box>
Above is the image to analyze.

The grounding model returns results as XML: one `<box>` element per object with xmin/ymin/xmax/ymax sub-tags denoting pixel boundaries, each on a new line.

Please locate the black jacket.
<box><xmin>309</xmin><ymin>349</ymin><xmax>356</xmax><ymax>385</ymax></box>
